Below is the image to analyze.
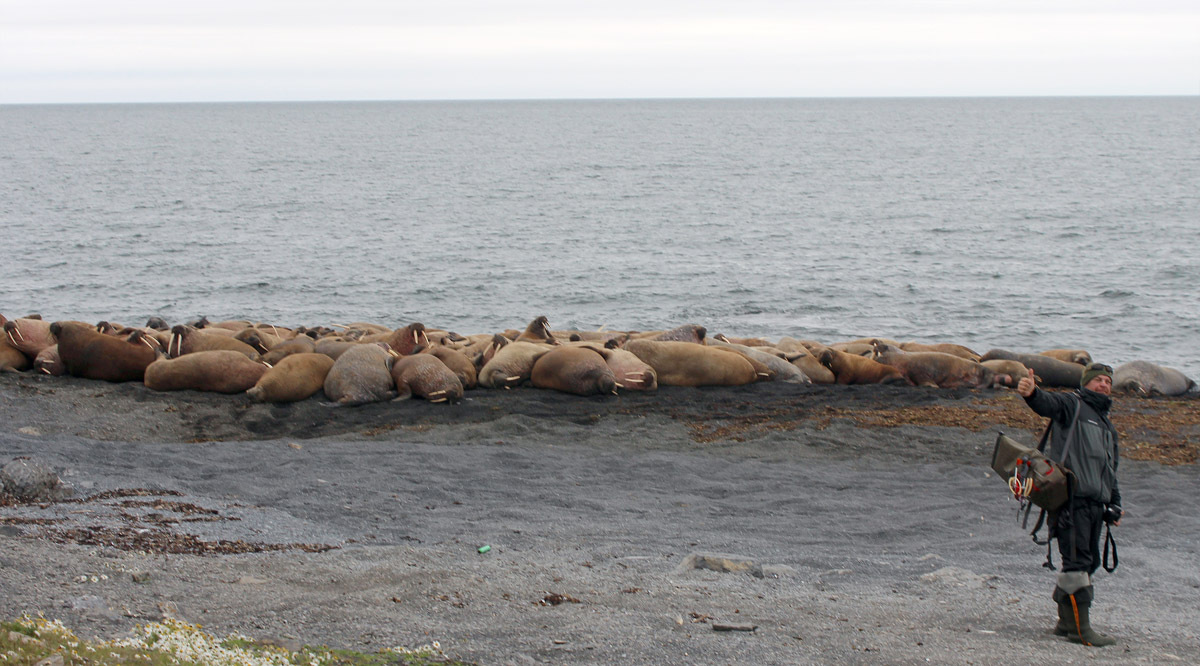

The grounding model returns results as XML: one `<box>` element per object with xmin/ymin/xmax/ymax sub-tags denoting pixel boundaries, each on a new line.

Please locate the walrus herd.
<box><xmin>1</xmin><ymin>312</ymin><xmax>1196</xmax><ymax>403</ymax></box>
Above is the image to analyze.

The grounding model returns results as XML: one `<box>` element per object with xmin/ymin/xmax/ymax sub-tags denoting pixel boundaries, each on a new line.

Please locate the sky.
<box><xmin>2</xmin><ymin>1</ymin><xmax>1198</xmax><ymax>104</ymax></box>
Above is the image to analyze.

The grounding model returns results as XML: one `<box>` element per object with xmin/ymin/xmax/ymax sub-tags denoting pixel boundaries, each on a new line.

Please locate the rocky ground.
<box><xmin>2</xmin><ymin>372</ymin><xmax>1198</xmax><ymax>665</ymax></box>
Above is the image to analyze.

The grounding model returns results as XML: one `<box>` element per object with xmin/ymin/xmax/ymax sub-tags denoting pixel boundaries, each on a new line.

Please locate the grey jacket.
<box><xmin>1024</xmin><ymin>387</ymin><xmax>1121</xmax><ymax>506</ymax></box>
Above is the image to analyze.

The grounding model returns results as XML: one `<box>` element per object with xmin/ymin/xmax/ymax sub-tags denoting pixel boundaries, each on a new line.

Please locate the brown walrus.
<box><xmin>515</xmin><ymin>316</ymin><xmax>560</xmax><ymax>345</ymax></box>
<box><xmin>583</xmin><ymin>340</ymin><xmax>658</xmax><ymax>391</ymax></box>
<box><xmin>33</xmin><ymin>345</ymin><xmax>64</xmax><ymax>375</ymax></box>
<box><xmin>51</xmin><ymin>322</ymin><xmax>159</xmax><ymax>383</ymax></box>
<box><xmin>260</xmin><ymin>335</ymin><xmax>318</xmax><ymax>366</ymax></box>
<box><xmin>386</xmin><ymin>322</ymin><xmax>431</xmax><ymax>356</ymax></box>
<box><xmin>323</xmin><ymin>343</ymin><xmax>397</xmax><ymax>405</ymax></box>
<box><xmin>145</xmin><ymin>350</ymin><xmax>269</xmax><ymax>393</ymax></box>
<box><xmin>624</xmin><ymin>339</ymin><xmax>757</xmax><ymax>387</ymax></box>
<box><xmin>818</xmin><ymin>348</ymin><xmax>909</xmax><ymax>385</ymax></box>
<box><xmin>1</xmin><ymin>337</ymin><xmax>30</xmax><ymax>373</ymax></box>
<box><xmin>873</xmin><ymin>344</ymin><xmax>998</xmax><ymax>389</ymax></box>
<box><xmin>246</xmin><ymin>353</ymin><xmax>336</xmax><ymax>403</ymax></box>
<box><xmin>390</xmin><ymin>354</ymin><xmax>464</xmax><ymax>403</ymax></box>
<box><xmin>530</xmin><ymin>346</ymin><xmax>618</xmax><ymax>396</ymax></box>
<box><xmin>421</xmin><ymin>345</ymin><xmax>478</xmax><ymax>390</ymax></box>
<box><xmin>636</xmin><ymin>324</ymin><xmax>707</xmax><ymax>344</ymax></box>
<box><xmin>168</xmin><ymin>325</ymin><xmax>260</xmax><ymax>360</ymax></box>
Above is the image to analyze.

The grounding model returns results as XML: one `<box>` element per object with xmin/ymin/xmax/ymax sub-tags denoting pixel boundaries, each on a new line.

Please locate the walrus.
<box><xmin>261</xmin><ymin>336</ymin><xmax>318</xmax><ymax>366</ymax></box>
<box><xmin>980</xmin><ymin>349</ymin><xmax>1083</xmax><ymax>388</ymax></box>
<box><xmin>981</xmin><ymin>359</ymin><xmax>1031</xmax><ymax>389</ymax></box>
<box><xmin>168</xmin><ymin>325</ymin><xmax>259</xmax><ymax>360</ymax></box>
<box><xmin>33</xmin><ymin>345</ymin><xmax>64</xmax><ymax>375</ymax></box>
<box><xmin>624</xmin><ymin>339</ymin><xmax>757</xmax><ymax>387</ymax></box>
<box><xmin>386</xmin><ymin>322</ymin><xmax>430</xmax><ymax>356</ymax></box>
<box><xmin>515</xmin><ymin>316</ymin><xmax>559</xmax><ymax>345</ymax></box>
<box><xmin>791</xmin><ymin>354</ymin><xmax>836</xmax><ymax>384</ymax></box>
<box><xmin>4</xmin><ymin>318</ymin><xmax>57</xmax><ymax>359</ymax></box>
<box><xmin>819</xmin><ymin>348</ymin><xmax>909</xmax><ymax>385</ymax></box>
<box><xmin>323</xmin><ymin>343</ymin><xmax>397</xmax><ymax>405</ymax></box>
<box><xmin>1</xmin><ymin>337</ymin><xmax>30</xmax><ymax>373</ymax></box>
<box><xmin>873</xmin><ymin>343</ymin><xmax>998</xmax><ymax>389</ymax></box>
<box><xmin>530</xmin><ymin>346</ymin><xmax>618</xmax><ymax>396</ymax></box>
<box><xmin>583</xmin><ymin>340</ymin><xmax>658</xmax><ymax>391</ymax></box>
<box><xmin>713</xmin><ymin>334</ymin><xmax>773</xmax><ymax>347</ymax></box>
<box><xmin>145</xmin><ymin>350</ymin><xmax>269</xmax><ymax>393</ymax></box>
<box><xmin>478</xmin><ymin>341</ymin><xmax>554</xmax><ymax>389</ymax></box>
<box><xmin>710</xmin><ymin>339</ymin><xmax>811</xmax><ymax>384</ymax></box>
<box><xmin>145</xmin><ymin>316</ymin><xmax>171</xmax><ymax>331</ymax></box>
<box><xmin>421</xmin><ymin>345</ymin><xmax>478</xmax><ymax>390</ymax></box>
<box><xmin>1113</xmin><ymin>361</ymin><xmax>1197</xmax><ymax>396</ymax></box>
<box><xmin>898</xmin><ymin>341</ymin><xmax>981</xmax><ymax>362</ymax></box>
<box><xmin>636</xmin><ymin>324</ymin><xmax>706</xmax><ymax>344</ymax></box>
<box><xmin>51</xmin><ymin>321</ymin><xmax>159</xmax><ymax>383</ymax></box>
<box><xmin>246</xmin><ymin>353</ymin><xmax>335</xmax><ymax>403</ymax></box>
<box><xmin>234</xmin><ymin>328</ymin><xmax>285</xmax><ymax>355</ymax></box>
<box><xmin>1039</xmin><ymin>349</ymin><xmax>1093</xmax><ymax>366</ymax></box>
<box><xmin>390</xmin><ymin>354</ymin><xmax>464</xmax><ymax>403</ymax></box>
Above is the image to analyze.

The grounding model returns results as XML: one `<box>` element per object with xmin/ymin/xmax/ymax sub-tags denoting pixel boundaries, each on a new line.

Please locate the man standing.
<box><xmin>1017</xmin><ymin>362</ymin><xmax>1122</xmax><ymax>647</ymax></box>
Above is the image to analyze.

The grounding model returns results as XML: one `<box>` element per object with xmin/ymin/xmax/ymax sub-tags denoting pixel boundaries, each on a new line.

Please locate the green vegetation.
<box><xmin>0</xmin><ymin>616</ymin><xmax>472</xmax><ymax>666</ymax></box>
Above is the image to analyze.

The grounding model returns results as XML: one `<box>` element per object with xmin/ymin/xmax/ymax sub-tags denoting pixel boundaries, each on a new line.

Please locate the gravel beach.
<box><xmin>2</xmin><ymin>372</ymin><xmax>1198</xmax><ymax>665</ymax></box>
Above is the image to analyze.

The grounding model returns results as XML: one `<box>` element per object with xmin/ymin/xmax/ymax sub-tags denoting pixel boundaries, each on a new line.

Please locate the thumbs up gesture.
<box><xmin>1016</xmin><ymin>368</ymin><xmax>1037</xmax><ymax>397</ymax></box>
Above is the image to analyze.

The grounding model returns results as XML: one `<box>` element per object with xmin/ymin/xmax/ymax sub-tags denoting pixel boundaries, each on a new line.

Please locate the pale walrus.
<box><xmin>323</xmin><ymin>343</ymin><xmax>397</xmax><ymax>405</ymax></box>
<box><xmin>51</xmin><ymin>322</ymin><xmax>159</xmax><ymax>383</ymax></box>
<box><xmin>710</xmin><ymin>339</ymin><xmax>811</xmax><ymax>384</ymax></box>
<box><xmin>33</xmin><ymin>345</ymin><xmax>64</xmax><ymax>375</ymax></box>
<box><xmin>980</xmin><ymin>349</ymin><xmax>1083</xmax><ymax>388</ymax></box>
<box><xmin>624</xmin><ymin>339</ymin><xmax>757</xmax><ymax>387</ymax></box>
<box><xmin>981</xmin><ymin>359</ymin><xmax>1031</xmax><ymax>389</ymax></box>
<box><xmin>390</xmin><ymin>354</ymin><xmax>464</xmax><ymax>403</ymax></box>
<box><xmin>145</xmin><ymin>350</ymin><xmax>269</xmax><ymax>393</ymax></box>
<box><xmin>1038</xmin><ymin>349</ymin><xmax>1093</xmax><ymax>366</ymax></box>
<box><xmin>478</xmin><ymin>341</ymin><xmax>554</xmax><ymax>389</ymax></box>
<box><xmin>4</xmin><ymin>318</ymin><xmax>57</xmax><ymax>359</ymax></box>
<box><xmin>1113</xmin><ymin>361</ymin><xmax>1197</xmax><ymax>396</ymax></box>
<box><xmin>530</xmin><ymin>346</ymin><xmax>618</xmax><ymax>396</ymax></box>
<box><xmin>898</xmin><ymin>341</ymin><xmax>981</xmax><ymax>362</ymax></box>
<box><xmin>246</xmin><ymin>353</ymin><xmax>335</xmax><ymax>403</ymax></box>
<box><xmin>585</xmin><ymin>340</ymin><xmax>658</xmax><ymax>391</ymax></box>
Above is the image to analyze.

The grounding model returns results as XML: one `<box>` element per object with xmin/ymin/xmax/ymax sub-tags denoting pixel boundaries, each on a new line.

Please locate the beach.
<box><xmin>2</xmin><ymin>372</ymin><xmax>1198</xmax><ymax>665</ymax></box>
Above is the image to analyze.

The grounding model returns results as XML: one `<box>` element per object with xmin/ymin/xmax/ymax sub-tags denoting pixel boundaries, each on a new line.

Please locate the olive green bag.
<box><xmin>991</xmin><ymin>420</ymin><xmax>1075</xmax><ymax>512</ymax></box>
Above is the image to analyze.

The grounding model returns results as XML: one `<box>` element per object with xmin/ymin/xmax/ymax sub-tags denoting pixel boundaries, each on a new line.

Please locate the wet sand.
<box><xmin>2</xmin><ymin>373</ymin><xmax>1198</xmax><ymax>664</ymax></box>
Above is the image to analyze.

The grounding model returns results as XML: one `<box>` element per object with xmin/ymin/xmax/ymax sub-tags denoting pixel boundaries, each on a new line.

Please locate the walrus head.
<box><xmin>145</xmin><ymin>316</ymin><xmax>170</xmax><ymax>331</ymax></box>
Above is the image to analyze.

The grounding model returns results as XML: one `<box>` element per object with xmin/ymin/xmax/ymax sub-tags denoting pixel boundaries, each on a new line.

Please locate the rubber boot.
<box><xmin>1053</xmin><ymin>585</ymin><xmax>1116</xmax><ymax>647</ymax></box>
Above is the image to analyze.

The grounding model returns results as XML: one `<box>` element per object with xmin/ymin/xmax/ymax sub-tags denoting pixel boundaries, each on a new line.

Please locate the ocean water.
<box><xmin>1</xmin><ymin>97</ymin><xmax>1198</xmax><ymax>378</ymax></box>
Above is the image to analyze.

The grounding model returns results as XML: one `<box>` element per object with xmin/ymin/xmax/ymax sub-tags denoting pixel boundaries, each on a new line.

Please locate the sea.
<box><xmin>1</xmin><ymin>97</ymin><xmax>1198</xmax><ymax>379</ymax></box>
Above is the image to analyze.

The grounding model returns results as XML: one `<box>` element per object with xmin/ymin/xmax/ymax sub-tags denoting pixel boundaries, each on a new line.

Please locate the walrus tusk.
<box><xmin>428</xmin><ymin>390</ymin><xmax>446</xmax><ymax>397</ymax></box>
<box><xmin>506</xmin><ymin>375</ymin><xmax>521</xmax><ymax>382</ymax></box>
<box><xmin>413</xmin><ymin>331</ymin><xmax>419</xmax><ymax>345</ymax></box>
<box><xmin>138</xmin><ymin>336</ymin><xmax>157</xmax><ymax>351</ymax></box>
<box><xmin>169</xmin><ymin>333</ymin><xmax>180</xmax><ymax>358</ymax></box>
<box><xmin>261</xmin><ymin>361</ymin><xmax>273</xmax><ymax>368</ymax></box>
<box><xmin>430</xmin><ymin>397</ymin><xmax>448</xmax><ymax>403</ymax></box>
<box><xmin>329</xmin><ymin>323</ymin><xmax>348</xmax><ymax>329</ymax></box>
<box><xmin>757</xmin><ymin>372</ymin><xmax>770</xmax><ymax>377</ymax></box>
<box><xmin>614</xmin><ymin>382</ymin><xmax>624</xmax><ymax>389</ymax></box>
<box><xmin>40</xmin><ymin>367</ymin><xmax>51</xmax><ymax>375</ymax></box>
<box><xmin>8</xmin><ymin>327</ymin><xmax>25</xmax><ymax>343</ymax></box>
<box><xmin>270</xmin><ymin>324</ymin><xmax>279</xmax><ymax>337</ymax></box>
<box><xmin>387</xmin><ymin>349</ymin><xmax>400</xmax><ymax>358</ymax></box>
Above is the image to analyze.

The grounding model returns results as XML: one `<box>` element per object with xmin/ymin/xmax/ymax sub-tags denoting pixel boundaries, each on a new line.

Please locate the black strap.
<box><xmin>1102</xmin><ymin>524</ymin><xmax>1119</xmax><ymax>572</ymax></box>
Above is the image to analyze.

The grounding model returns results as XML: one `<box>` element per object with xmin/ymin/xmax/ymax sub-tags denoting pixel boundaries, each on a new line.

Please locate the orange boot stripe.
<box><xmin>1069</xmin><ymin>594</ymin><xmax>1090</xmax><ymax>646</ymax></box>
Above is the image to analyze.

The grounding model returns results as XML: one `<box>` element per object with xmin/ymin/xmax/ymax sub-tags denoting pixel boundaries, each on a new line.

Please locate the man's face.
<box><xmin>1084</xmin><ymin>374</ymin><xmax>1112</xmax><ymax>395</ymax></box>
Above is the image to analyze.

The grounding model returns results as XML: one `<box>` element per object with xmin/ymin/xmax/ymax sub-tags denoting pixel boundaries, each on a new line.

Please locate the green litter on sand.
<box><xmin>477</xmin><ymin>545</ymin><xmax>491</xmax><ymax>553</ymax></box>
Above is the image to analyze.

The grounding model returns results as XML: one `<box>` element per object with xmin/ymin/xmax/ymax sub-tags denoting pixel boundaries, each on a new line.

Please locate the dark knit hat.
<box><xmin>1080</xmin><ymin>362</ymin><xmax>1113</xmax><ymax>388</ymax></box>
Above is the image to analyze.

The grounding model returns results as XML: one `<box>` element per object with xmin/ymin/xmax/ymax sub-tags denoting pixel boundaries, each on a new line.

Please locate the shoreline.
<box><xmin>3</xmin><ymin>374</ymin><xmax>1199</xmax><ymax>664</ymax></box>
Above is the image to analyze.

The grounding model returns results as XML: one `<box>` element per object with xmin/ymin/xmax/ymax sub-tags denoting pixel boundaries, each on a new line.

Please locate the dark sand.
<box><xmin>2</xmin><ymin>372</ymin><xmax>1198</xmax><ymax>665</ymax></box>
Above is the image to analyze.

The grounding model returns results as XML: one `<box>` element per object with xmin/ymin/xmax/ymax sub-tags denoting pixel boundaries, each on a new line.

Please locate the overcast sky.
<box><xmin>2</xmin><ymin>1</ymin><xmax>1198</xmax><ymax>104</ymax></box>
